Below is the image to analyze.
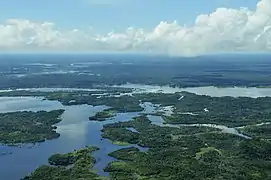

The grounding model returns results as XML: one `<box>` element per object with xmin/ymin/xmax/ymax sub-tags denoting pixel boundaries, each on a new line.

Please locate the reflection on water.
<box><xmin>147</xmin><ymin>115</ymin><xmax>252</xmax><ymax>139</ymax></box>
<box><xmin>0</xmin><ymin>97</ymin><xmax>146</xmax><ymax>179</ymax></box>
<box><xmin>2</xmin><ymin>84</ymin><xmax>271</xmax><ymax>98</ymax></box>
<box><xmin>115</xmin><ymin>84</ymin><xmax>271</xmax><ymax>98</ymax></box>
<box><xmin>140</xmin><ymin>102</ymin><xmax>157</xmax><ymax>114</ymax></box>
<box><xmin>1</xmin><ymin>84</ymin><xmax>270</xmax><ymax>179</ymax></box>
<box><xmin>178</xmin><ymin>124</ymin><xmax>251</xmax><ymax>139</ymax></box>
<box><xmin>87</xmin><ymin>112</ymin><xmax>148</xmax><ymax>176</ymax></box>
<box><xmin>0</xmin><ymin>97</ymin><xmax>63</xmax><ymax>113</ymax></box>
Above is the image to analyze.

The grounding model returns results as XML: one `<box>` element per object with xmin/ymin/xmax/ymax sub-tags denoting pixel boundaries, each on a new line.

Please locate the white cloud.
<box><xmin>0</xmin><ymin>0</ymin><xmax>271</xmax><ymax>56</ymax></box>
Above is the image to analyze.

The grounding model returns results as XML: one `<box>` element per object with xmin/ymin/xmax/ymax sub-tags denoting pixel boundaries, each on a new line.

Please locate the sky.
<box><xmin>0</xmin><ymin>0</ymin><xmax>270</xmax><ymax>56</ymax></box>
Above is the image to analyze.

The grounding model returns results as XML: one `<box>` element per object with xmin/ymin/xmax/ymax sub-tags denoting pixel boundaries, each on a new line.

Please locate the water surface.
<box><xmin>115</xmin><ymin>84</ymin><xmax>271</xmax><ymax>98</ymax></box>
<box><xmin>0</xmin><ymin>97</ymin><xmax>147</xmax><ymax>179</ymax></box>
<box><xmin>2</xmin><ymin>85</ymin><xmax>271</xmax><ymax>98</ymax></box>
<box><xmin>1</xmin><ymin>84</ymin><xmax>270</xmax><ymax>179</ymax></box>
<box><xmin>147</xmin><ymin>115</ymin><xmax>252</xmax><ymax>139</ymax></box>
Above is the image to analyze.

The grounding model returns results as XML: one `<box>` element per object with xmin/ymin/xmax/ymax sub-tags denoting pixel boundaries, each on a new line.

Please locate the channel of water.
<box><xmin>1</xmin><ymin>85</ymin><xmax>271</xmax><ymax>179</ymax></box>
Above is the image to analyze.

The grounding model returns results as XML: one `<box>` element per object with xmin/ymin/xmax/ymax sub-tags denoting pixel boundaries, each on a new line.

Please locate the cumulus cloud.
<box><xmin>0</xmin><ymin>0</ymin><xmax>271</xmax><ymax>56</ymax></box>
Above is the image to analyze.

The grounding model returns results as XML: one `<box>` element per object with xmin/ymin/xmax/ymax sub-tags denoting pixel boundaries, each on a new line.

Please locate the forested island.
<box><xmin>21</xmin><ymin>114</ymin><xmax>271</xmax><ymax>179</ymax></box>
<box><xmin>0</xmin><ymin>89</ymin><xmax>143</xmax><ymax>113</ymax></box>
<box><xmin>2</xmin><ymin>90</ymin><xmax>271</xmax><ymax>127</ymax></box>
<box><xmin>89</xmin><ymin>109</ymin><xmax>116</xmax><ymax>121</ymax></box>
<box><xmin>0</xmin><ymin>109</ymin><xmax>64</xmax><ymax>144</ymax></box>
<box><xmin>1</xmin><ymin>87</ymin><xmax>271</xmax><ymax>179</ymax></box>
<box><xmin>22</xmin><ymin>146</ymin><xmax>106</xmax><ymax>180</ymax></box>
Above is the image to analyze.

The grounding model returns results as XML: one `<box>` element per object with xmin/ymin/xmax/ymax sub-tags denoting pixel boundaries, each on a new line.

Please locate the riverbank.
<box><xmin>1</xmin><ymin>85</ymin><xmax>271</xmax><ymax>179</ymax></box>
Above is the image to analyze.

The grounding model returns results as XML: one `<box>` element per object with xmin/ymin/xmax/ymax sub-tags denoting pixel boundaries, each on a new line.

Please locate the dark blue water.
<box><xmin>0</xmin><ymin>97</ymin><xmax>148</xmax><ymax>180</ymax></box>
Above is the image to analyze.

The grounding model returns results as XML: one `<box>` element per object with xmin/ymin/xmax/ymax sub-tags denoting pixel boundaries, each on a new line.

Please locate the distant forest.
<box><xmin>0</xmin><ymin>54</ymin><xmax>271</xmax><ymax>88</ymax></box>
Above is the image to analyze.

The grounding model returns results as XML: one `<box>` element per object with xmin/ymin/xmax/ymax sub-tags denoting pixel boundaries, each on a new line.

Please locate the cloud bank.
<box><xmin>0</xmin><ymin>0</ymin><xmax>271</xmax><ymax>56</ymax></box>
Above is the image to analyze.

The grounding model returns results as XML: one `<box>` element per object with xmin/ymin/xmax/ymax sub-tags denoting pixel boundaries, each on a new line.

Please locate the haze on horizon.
<box><xmin>0</xmin><ymin>0</ymin><xmax>271</xmax><ymax>56</ymax></box>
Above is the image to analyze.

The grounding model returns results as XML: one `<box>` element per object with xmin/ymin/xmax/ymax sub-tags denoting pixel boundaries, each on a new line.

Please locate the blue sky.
<box><xmin>0</xmin><ymin>0</ymin><xmax>270</xmax><ymax>56</ymax></box>
<box><xmin>0</xmin><ymin>0</ymin><xmax>258</xmax><ymax>32</ymax></box>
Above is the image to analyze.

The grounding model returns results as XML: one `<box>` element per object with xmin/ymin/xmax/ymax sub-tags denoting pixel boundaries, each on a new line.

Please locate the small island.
<box><xmin>1</xmin><ymin>89</ymin><xmax>271</xmax><ymax>179</ymax></box>
<box><xmin>22</xmin><ymin>146</ymin><xmax>106</xmax><ymax>180</ymax></box>
<box><xmin>0</xmin><ymin>109</ymin><xmax>65</xmax><ymax>145</ymax></box>
<box><xmin>101</xmin><ymin>126</ymin><xmax>140</xmax><ymax>145</ymax></box>
<box><xmin>89</xmin><ymin>109</ymin><xmax>116</xmax><ymax>121</ymax></box>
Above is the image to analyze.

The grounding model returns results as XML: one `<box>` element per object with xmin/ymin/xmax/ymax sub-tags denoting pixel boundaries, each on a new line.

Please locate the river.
<box><xmin>3</xmin><ymin>84</ymin><xmax>271</xmax><ymax>98</ymax></box>
<box><xmin>1</xmin><ymin>85</ymin><xmax>271</xmax><ymax>179</ymax></box>
<box><xmin>0</xmin><ymin>97</ymin><xmax>147</xmax><ymax>179</ymax></box>
<box><xmin>114</xmin><ymin>84</ymin><xmax>271</xmax><ymax>98</ymax></box>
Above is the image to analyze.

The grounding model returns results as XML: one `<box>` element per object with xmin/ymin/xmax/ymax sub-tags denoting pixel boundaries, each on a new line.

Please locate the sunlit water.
<box><xmin>1</xmin><ymin>85</ymin><xmax>271</xmax><ymax>179</ymax></box>
<box><xmin>147</xmin><ymin>116</ymin><xmax>251</xmax><ymax>139</ymax></box>
<box><xmin>0</xmin><ymin>88</ymin><xmax>102</xmax><ymax>92</ymax></box>
<box><xmin>3</xmin><ymin>84</ymin><xmax>271</xmax><ymax>98</ymax></box>
<box><xmin>0</xmin><ymin>97</ymin><xmax>146</xmax><ymax>179</ymax></box>
<box><xmin>114</xmin><ymin>84</ymin><xmax>271</xmax><ymax>98</ymax></box>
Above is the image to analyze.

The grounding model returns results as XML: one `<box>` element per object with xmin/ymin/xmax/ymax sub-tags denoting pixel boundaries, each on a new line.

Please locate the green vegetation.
<box><xmin>0</xmin><ymin>87</ymin><xmax>142</xmax><ymax>113</ymax></box>
<box><xmin>112</xmin><ymin>141</ymin><xmax>131</xmax><ymax>146</ymax></box>
<box><xmin>3</xmin><ymin>57</ymin><xmax>271</xmax><ymax>89</ymax></box>
<box><xmin>195</xmin><ymin>147</ymin><xmax>222</xmax><ymax>160</ymax></box>
<box><xmin>22</xmin><ymin>146</ymin><xmax>106</xmax><ymax>180</ymax></box>
<box><xmin>103</xmin><ymin>116</ymin><xmax>218</xmax><ymax>148</ymax></box>
<box><xmin>48</xmin><ymin>153</ymin><xmax>77</xmax><ymax>166</ymax></box>
<box><xmin>48</xmin><ymin>146</ymin><xmax>99</xmax><ymax>166</ymax></box>
<box><xmin>1</xmin><ymin>89</ymin><xmax>271</xmax><ymax>179</ymax></box>
<box><xmin>0</xmin><ymin>87</ymin><xmax>133</xmax><ymax>98</ymax></box>
<box><xmin>239</xmin><ymin>139</ymin><xmax>271</xmax><ymax>160</ymax></box>
<box><xmin>102</xmin><ymin>127</ymin><xmax>139</xmax><ymax>145</ymax></box>
<box><xmin>4</xmin><ymin>87</ymin><xmax>271</xmax><ymax>126</ymax></box>
<box><xmin>108</xmin><ymin>147</ymin><xmax>143</xmax><ymax>161</ymax></box>
<box><xmin>102</xmin><ymin>116</ymin><xmax>271</xmax><ymax>179</ymax></box>
<box><xmin>239</xmin><ymin>124</ymin><xmax>271</xmax><ymax>141</ymax></box>
<box><xmin>89</xmin><ymin>109</ymin><xmax>116</xmax><ymax>121</ymax></box>
<box><xmin>137</xmin><ymin>92</ymin><xmax>271</xmax><ymax>127</ymax></box>
<box><xmin>3</xmin><ymin>57</ymin><xmax>271</xmax><ymax>179</ymax></box>
<box><xmin>46</xmin><ymin>92</ymin><xmax>143</xmax><ymax>113</ymax></box>
<box><xmin>0</xmin><ymin>109</ymin><xmax>64</xmax><ymax>144</ymax></box>
<box><xmin>0</xmin><ymin>90</ymin><xmax>143</xmax><ymax>113</ymax></box>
